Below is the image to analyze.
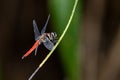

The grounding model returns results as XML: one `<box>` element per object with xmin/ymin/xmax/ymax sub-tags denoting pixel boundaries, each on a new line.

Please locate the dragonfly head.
<box><xmin>49</xmin><ymin>32</ymin><xmax>58</xmax><ymax>43</ymax></box>
<box><xmin>51</xmin><ymin>32</ymin><xmax>57</xmax><ymax>38</ymax></box>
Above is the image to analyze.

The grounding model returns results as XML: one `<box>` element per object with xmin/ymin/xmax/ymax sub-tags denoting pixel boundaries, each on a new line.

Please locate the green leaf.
<box><xmin>48</xmin><ymin>0</ymin><xmax>82</xmax><ymax>80</ymax></box>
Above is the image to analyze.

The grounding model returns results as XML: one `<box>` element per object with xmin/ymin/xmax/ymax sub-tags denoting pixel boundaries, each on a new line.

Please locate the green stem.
<box><xmin>28</xmin><ymin>0</ymin><xmax>78</xmax><ymax>79</ymax></box>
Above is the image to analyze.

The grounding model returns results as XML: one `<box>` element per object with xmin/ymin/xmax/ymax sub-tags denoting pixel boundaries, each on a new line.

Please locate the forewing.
<box><xmin>41</xmin><ymin>14</ymin><xmax>50</xmax><ymax>34</ymax></box>
<box><xmin>43</xmin><ymin>36</ymin><xmax>54</xmax><ymax>50</ymax></box>
<box><xmin>33</xmin><ymin>20</ymin><xmax>40</xmax><ymax>40</ymax></box>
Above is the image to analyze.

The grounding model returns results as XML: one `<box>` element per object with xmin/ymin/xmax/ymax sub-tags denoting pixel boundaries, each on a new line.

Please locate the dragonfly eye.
<box><xmin>47</xmin><ymin>32</ymin><xmax>58</xmax><ymax>43</ymax></box>
<box><xmin>51</xmin><ymin>32</ymin><xmax>57</xmax><ymax>38</ymax></box>
<box><xmin>51</xmin><ymin>32</ymin><xmax>58</xmax><ymax>44</ymax></box>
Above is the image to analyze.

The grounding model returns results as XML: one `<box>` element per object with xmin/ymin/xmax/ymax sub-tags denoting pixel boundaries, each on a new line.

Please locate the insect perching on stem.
<box><xmin>22</xmin><ymin>14</ymin><xmax>58</xmax><ymax>59</ymax></box>
<box><xmin>22</xmin><ymin>0</ymin><xmax>78</xmax><ymax>79</ymax></box>
<box><xmin>22</xmin><ymin>15</ymin><xmax>58</xmax><ymax>80</ymax></box>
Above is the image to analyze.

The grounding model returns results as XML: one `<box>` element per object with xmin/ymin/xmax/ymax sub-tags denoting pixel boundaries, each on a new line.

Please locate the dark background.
<box><xmin>0</xmin><ymin>0</ymin><xmax>120</xmax><ymax>80</ymax></box>
<box><xmin>0</xmin><ymin>0</ymin><xmax>64</xmax><ymax>80</ymax></box>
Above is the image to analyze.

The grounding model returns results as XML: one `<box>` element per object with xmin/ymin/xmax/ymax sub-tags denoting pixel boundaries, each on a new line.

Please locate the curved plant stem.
<box><xmin>28</xmin><ymin>0</ymin><xmax>78</xmax><ymax>79</ymax></box>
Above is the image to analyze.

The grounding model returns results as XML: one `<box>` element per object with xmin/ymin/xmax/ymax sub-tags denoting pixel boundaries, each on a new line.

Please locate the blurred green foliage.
<box><xmin>48</xmin><ymin>0</ymin><xmax>82</xmax><ymax>80</ymax></box>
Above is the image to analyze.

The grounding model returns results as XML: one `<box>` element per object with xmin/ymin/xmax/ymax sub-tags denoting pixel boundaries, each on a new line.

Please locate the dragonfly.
<box><xmin>22</xmin><ymin>15</ymin><xmax>57</xmax><ymax>59</ymax></box>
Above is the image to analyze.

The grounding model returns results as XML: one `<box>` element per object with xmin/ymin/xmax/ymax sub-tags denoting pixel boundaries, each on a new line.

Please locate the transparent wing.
<box><xmin>33</xmin><ymin>20</ymin><xmax>40</xmax><ymax>40</ymax></box>
<box><xmin>43</xmin><ymin>36</ymin><xmax>54</xmax><ymax>50</ymax></box>
<box><xmin>34</xmin><ymin>46</ymin><xmax>39</xmax><ymax>55</ymax></box>
<box><xmin>41</xmin><ymin>14</ymin><xmax>50</xmax><ymax>34</ymax></box>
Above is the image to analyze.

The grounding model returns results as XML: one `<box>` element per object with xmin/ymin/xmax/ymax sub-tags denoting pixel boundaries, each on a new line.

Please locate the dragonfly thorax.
<box><xmin>38</xmin><ymin>32</ymin><xmax>57</xmax><ymax>44</ymax></box>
